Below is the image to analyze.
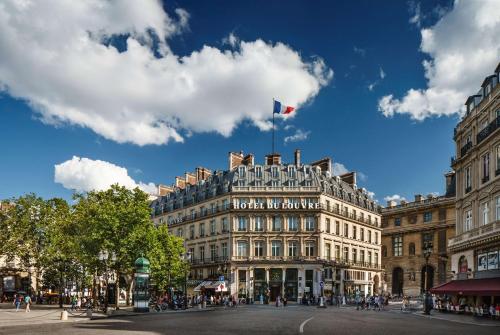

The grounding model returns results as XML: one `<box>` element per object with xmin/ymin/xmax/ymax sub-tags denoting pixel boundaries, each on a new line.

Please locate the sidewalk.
<box><xmin>0</xmin><ymin>303</ymin><xmax>88</xmax><ymax>327</ymax></box>
<box><xmin>412</xmin><ymin>310</ymin><xmax>500</xmax><ymax>327</ymax></box>
<box><xmin>0</xmin><ymin>302</ymin><xmax>215</xmax><ymax>326</ymax></box>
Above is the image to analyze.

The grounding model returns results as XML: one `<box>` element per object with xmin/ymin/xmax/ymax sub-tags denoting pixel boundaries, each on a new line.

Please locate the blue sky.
<box><xmin>1</xmin><ymin>0</ymin><xmax>498</xmax><ymax>204</ymax></box>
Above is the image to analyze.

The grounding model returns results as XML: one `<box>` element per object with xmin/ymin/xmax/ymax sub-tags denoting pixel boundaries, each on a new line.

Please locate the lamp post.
<box><xmin>422</xmin><ymin>241</ymin><xmax>433</xmax><ymax>315</ymax></box>
<box><xmin>99</xmin><ymin>251</ymin><xmax>116</xmax><ymax>314</ymax></box>
<box><xmin>182</xmin><ymin>250</ymin><xmax>192</xmax><ymax>310</ymax></box>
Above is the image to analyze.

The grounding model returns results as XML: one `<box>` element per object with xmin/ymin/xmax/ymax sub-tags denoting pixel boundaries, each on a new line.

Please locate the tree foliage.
<box><xmin>1</xmin><ymin>185</ymin><xmax>189</xmax><ymax>303</ymax></box>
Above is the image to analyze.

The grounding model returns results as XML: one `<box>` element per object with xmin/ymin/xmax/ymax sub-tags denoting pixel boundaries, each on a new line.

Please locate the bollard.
<box><xmin>60</xmin><ymin>310</ymin><xmax>68</xmax><ymax>320</ymax></box>
<box><xmin>198</xmin><ymin>303</ymin><xmax>202</xmax><ymax>309</ymax></box>
<box><xmin>86</xmin><ymin>309</ymin><xmax>92</xmax><ymax>318</ymax></box>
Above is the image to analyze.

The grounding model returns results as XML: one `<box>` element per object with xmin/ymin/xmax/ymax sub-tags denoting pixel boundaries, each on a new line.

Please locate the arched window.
<box><xmin>382</xmin><ymin>245</ymin><xmax>387</xmax><ymax>257</ymax></box>
<box><xmin>409</xmin><ymin>242</ymin><xmax>416</xmax><ymax>256</ymax></box>
<box><xmin>458</xmin><ymin>256</ymin><xmax>468</xmax><ymax>273</ymax></box>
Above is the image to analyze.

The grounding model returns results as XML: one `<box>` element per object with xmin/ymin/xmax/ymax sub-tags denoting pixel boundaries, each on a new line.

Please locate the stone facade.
<box><xmin>381</xmin><ymin>180</ymin><xmax>456</xmax><ymax>297</ymax></box>
<box><xmin>151</xmin><ymin>150</ymin><xmax>383</xmax><ymax>301</ymax></box>
<box><xmin>449</xmin><ymin>63</ymin><xmax>500</xmax><ymax>283</ymax></box>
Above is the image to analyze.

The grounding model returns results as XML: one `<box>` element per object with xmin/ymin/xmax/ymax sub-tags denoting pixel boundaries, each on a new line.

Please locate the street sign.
<box><xmin>216</xmin><ymin>283</ymin><xmax>227</xmax><ymax>292</ymax></box>
<box><xmin>219</xmin><ymin>275</ymin><xmax>224</xmax><ymax>282</ymax></box>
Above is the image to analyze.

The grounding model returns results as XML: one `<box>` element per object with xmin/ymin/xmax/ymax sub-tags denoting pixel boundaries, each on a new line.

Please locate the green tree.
<box><xmin>148</xmin><ymin>224</ymin><xmax>187</xmax><ymax>292</ymax></box>
<box><xmin>72</xmin><ymin>184</ymin><xmax>153</xmax><ymax>309</ymax></box>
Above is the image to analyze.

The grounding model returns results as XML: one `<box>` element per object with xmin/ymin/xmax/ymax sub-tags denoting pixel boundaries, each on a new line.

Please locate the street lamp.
<box><xmin>182</xmin><ymin>250</ymin><xmax>192</xmax><ymax>310</ymax></box>
<box><xmin>99</xmin><ymin>251</ymin><xmax>116</xmax><ymax>314</ymax></box>
<box><xmin>422</xmin><ymin>241</ymin><xmax>433</xmax><ymax>315</ymax></box>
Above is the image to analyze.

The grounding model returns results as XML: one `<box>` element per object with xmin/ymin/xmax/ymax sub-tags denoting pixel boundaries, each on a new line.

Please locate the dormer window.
<box><xmin>288</xmin><ymin>165</ymin><xmax>296</xmax><ymax>179</ymax></box>
<box><xmin>255</xmin><ymin>166</ymin><xmax>262</xmax><ymax>178</ymax></box>
<box><xmin>485</xmin><ymin>83</ymin><xmax>491</xmax><ymax>96</ymax></box>
<box><xmin>304</xmin><ymin>166</ymin><xmax>311</xmax><ymax>178</ymax></box>
<box><xmin>238</xmin><ymin>166</ymin><xmax>246</xmax><ymax>177</ymax></box>
<box><xmin>468</xmin><ymin>101</ymin><xmax>475</xmax><ymax>113</ymax></box>
<box><xmin>271</xmin><ymin>166</ymin><xmax>279</xmax><ymax>178</ymax></box>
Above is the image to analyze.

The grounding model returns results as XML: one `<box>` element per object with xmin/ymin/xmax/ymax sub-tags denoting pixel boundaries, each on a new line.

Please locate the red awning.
<box><xmin>430</xmin><ymin>278</ymin><xmax>500</xmax><ymax>296</ymax></box>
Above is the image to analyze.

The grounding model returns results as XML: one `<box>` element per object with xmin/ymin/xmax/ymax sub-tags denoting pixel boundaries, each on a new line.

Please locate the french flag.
<box><xmin>273</xmin><ymin>100</ymin><xmax>295</xmax><ymax>115</ymax></box>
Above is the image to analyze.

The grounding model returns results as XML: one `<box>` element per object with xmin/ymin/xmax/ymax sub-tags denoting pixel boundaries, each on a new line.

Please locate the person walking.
<box><xmin>283</xmin><ymin>296</ymin><xmax>287</xmax><ymax>307</ymax></box>
<box><xmin>14</xmin><ymin>294</ymin><xmax>22</xmax><ymax>312</ymax></box>
<box><xmin>24</xmin><ymin>295</ymin><xmax>32</xmax><ymax>313</ymax></box>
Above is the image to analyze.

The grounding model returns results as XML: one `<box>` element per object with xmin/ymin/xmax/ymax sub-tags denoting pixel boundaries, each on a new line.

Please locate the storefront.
<box><xmin>253</xmin><ymin>268</ymin><xmax>268</xmax><ymax>303</ymax></box>
<box><xmin>269</xmin><ymin>269</ymin><xmax>283</xmax><ymax>301</ymax></box>
<box><xmin>284</xmin><ymin>268</ymin><xmax>298</xmax><ymax>301</ymax></box>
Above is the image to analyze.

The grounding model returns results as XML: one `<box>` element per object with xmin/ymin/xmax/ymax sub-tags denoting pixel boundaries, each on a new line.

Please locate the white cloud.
<box><xmin>409</xmin><ymin>2</ymin><xmax>422</xmax><ymax>27</ymax></box>
<box><xmin>284</xmin><ymin>129</ymin><xmax>310</xmax><ymax>144</ymax></box>
<box><xmin>379</xmin><ymin>67</ymin><xmax>386</xmax><ymax>79</ymax></box>
<box><xmin>0</xmin><ymin>0</ymin><xmax>333</xmax><ymax>146</ymax></box>
<box><xmin>222</xmin><ymin>32</ymin><xmax>239</xmax><ymax>47</ymax></box>
<box><xmin>54</xmin><ymin>156</ymin><xmax>156</xmax><ymax>194</ymax></box>
<box><xmin>379</xmin><ymin>0</ymin><xmax>500</xmax><ymax>121</ymax></box>
<box><xmin>368</xmin><ymin>66</ymin><xmax>386</xmax><ymax>91</ymax></box>
<box><xmin>353</xmin><ymin>46</ymin><xmax>366</xmax><ymax>57</ymax></box>
<box><xmin>383</xmin><ymin>194</ymin><xmax>406</xmax><ymax>203</ymax></box>
<box><xmin>333</xmin><ymin>163</ymin><xmax>349</xmax><ymax>176</ymax></box>
<box><xmin>367</xmin><ymin>191</ymin><xmax>375</xmax><ymax>199</ymax></box>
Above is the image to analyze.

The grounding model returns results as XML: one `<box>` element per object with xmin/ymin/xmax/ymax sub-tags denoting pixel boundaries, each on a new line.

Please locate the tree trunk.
<box><xmin>115</xmin><ymin>270</ymin><xmax>120</xmax><ymax>310</ymax></box>
<box><xmin>125</xmin><ymin>275</ymin><xmax>133</xmax><ymax>306</ymax></box>
<box><xmin>127</xmin><ymin>280</ymin><xmax>135</xmax><ymax>306</ymax></box>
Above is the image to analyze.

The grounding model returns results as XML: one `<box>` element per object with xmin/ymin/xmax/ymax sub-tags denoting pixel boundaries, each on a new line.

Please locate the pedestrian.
<box><xmin>14</xmin><ymin>294</ymin><xmax>21</xmax><ymax>312</ymax></box>
<box><xmin>24</xmin><ymin>294</ymin><xmax>32</xmax><ymax>313</ymax></box>
<box><xmin>283</xmin><ymin>296</ymin><xmax>287</xmax><ymax>307</ymax></box>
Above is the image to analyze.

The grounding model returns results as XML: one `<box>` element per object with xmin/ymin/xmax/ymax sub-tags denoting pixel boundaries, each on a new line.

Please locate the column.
<box><xmin>282</xmin><ymin>267</ymin><xmax>286</xmax><ymax>298</ymax></box>
<box><xmin>249</xmin><ymin>267</ymin><xmax>254</xmax><ymax>302</ymax></box>
<box><xmin>340</xmin><ymin>269</ymin><xmax>345</xmax><ymax>300</ymax></box>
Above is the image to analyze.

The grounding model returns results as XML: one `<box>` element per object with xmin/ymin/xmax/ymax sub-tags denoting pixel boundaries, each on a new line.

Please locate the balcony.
<box><xmin>449</xmin><ymin>220</ymin><xmax>500</xmax><ymax>249</ymax></box>
<box><xmin>460</xmin><ymin>141</ymin><xmax>473</xmax><ymax>157</ymax></box>
<box><xmin>477</xmin><ymin>116</ymin><xmax>500</xmax><ymax>144</ymax></box>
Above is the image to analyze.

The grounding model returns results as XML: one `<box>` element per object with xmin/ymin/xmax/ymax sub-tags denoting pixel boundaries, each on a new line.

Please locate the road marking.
<box><xmin>299</xmin><ymin>316</ymin><xmax>314</xmax><ymax>333</ymax></box>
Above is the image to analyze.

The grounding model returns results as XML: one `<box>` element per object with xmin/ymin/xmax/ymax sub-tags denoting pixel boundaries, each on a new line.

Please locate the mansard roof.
<box><xmin>151</xmin><ymin>163</ymin><xmax>379</xmax><ymax>214</ymax></box>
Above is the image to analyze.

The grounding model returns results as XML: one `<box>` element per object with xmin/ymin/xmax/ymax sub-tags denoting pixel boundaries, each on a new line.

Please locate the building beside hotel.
<box><xmin>381</xmin><ymin>173</ymin><xmax>456</xmax><ymax>297</ymax></box>
<box><xmin>432</xmin><ymin>63</ymin><xmax>500</xmax><ymax>303</ymax></box>
<box><xmin>151</xmin><ymin>150</ymin><xmax>383</xmax><ymax>302</ymax></box>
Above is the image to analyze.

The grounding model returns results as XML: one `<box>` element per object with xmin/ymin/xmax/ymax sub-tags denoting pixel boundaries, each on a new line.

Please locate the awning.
<box><xmin>193</xmin><ymin>281</ymin><xmax>212</xmax><ymax>292</ymax></box>
<box><xmin>430</xmin><ymin>278</ymin><xmax>500</xmax><ymax>296</ymax></box>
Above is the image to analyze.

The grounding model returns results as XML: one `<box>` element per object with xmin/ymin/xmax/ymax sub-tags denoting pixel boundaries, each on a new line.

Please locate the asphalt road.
<box><xmin>1</xmin><ymin>305</ymin><xmax>499</xmax><ymax>335</ymax></box>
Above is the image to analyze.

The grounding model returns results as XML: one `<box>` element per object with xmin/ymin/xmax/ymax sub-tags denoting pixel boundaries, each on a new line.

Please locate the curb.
<box><xmin>412</xmin><ymin>312</ymin><xmax>500</xmax><ymax>327</ymax></box>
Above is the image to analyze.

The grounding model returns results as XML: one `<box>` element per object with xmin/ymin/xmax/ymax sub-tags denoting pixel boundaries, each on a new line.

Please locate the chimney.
<box><xmin>185</xmin><ymin>172</ymin><xmax>197</xmax><ymax>185</ymax></box>
<box><xmin>294</xmin><ymin>149</ymin><xmax>301</xmax><ymax>166</ymax></box>
<box><xmin>339</xmin><ymin>171</ymin><xmax>357</xmax><ymax>186</ymax></box>
<box><xmin>195</xmin><ymin>167</ymin><xmax>212</xmax><ymax>181</ymax></box>
<box><xmin>311</xmin><ymin>157</ymin><xmax>332</xmax><ymax>174</ymax></box>
<box><xmin>242</xmin><ymin>154</ymin><xmax>255</xmax><ymax>166</ymax></box>
<box><xmin>157</xmin><ymin>184</ymin><xmax>173</xmax><ymax>196</ymax></box>
<box><xmin>228</xmin><ymin>151</ymin><xmax>244</xmax><ymax>170</ymax></box>
<box><xmin>414</xmin><ymin>194</ymin><xmax>424</xmax><ymax>202</ymax></box>
<box><xmin>175</xmin><ymin>176</ymin><xmax>186</xmax><ymax>189</ymax></box>
<box><xmin>387</xmin><ymin>200</ymin><xmax>397</xmax><ymax>208</ymax></box>
<box><xmin>265</xmin><ymin>153</ymin><xmax>281</xmax><ymax>165</ymax></box>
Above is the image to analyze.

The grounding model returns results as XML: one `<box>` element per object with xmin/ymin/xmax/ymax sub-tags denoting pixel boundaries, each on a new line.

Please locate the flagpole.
<box><xmin>272</xmin><ymin>109</ymin><xmax>275</xmax><ymax>154</ymax></box>
<box><xmin>272</xmin><ymin>99</ymin><xmax>275</xmax><ymax>154</ymax></box>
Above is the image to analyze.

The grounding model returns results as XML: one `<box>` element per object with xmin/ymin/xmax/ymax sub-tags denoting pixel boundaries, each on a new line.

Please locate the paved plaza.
<box><xmin>1</xmin><ymin>303</ymin><xmax>499</xmax><ymax>335</ymax></box>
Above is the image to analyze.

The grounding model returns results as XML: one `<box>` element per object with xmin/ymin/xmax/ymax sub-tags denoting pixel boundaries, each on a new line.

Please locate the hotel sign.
<box><xmin>233</xmin><ymin>201</ymin><xmax>321</xmax><ymax>210</ymax></box>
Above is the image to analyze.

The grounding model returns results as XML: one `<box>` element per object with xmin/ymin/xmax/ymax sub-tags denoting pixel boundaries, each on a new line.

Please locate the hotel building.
<box><xmin>151</xmin><ymin>150</ymin><xmax>383</xmax><ymax>302</ymax></box>
<box><xmin>381</xmin><ymin>173</ymin><xmax>456</xmax><ymax>297</ymax></box>
<box><xmin>434</xmin><ymin>63</ymin><xmax>500</xmax><ymax>301</ymax></box>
